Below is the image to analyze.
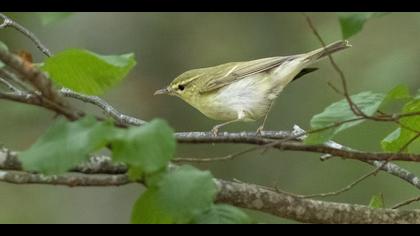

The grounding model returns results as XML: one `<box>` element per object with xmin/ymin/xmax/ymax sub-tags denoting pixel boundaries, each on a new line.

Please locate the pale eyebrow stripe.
<box><xmin>224</xmin><ymin>65</ymin><xmax>239</xmax><ymax>78</ymax></box>
<box><xmin>182</xmin><ymin>73</ymin><xmax>204</xmax><ymax>85</ymax></box>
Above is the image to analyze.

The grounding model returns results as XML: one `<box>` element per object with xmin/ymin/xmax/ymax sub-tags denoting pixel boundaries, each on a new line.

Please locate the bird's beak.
<box><xmin>154</xmin><ymin>87</ymin><xmax>170</xmax><ymax>96</ymax></box>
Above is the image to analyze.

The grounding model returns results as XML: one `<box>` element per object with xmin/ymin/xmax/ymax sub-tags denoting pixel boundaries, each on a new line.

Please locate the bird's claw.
<box><xmin>211</xmin><ymin>127</ymin><xmax>219</xmax><ymax>136</ymax></box>
<box><xmin>256</xmin><ymin>126</ymin><xmax>264</xmax><ymax>136</ymax></box>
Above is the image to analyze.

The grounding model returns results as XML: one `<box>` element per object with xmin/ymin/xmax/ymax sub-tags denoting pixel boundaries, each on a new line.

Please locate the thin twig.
<box><xmin>392</xmin><ymin>195</ymin><xmax>420</xmax><ymax>209</ymax></box>
<box><xmin>301</xmin><ymin>169</ymin><xmax>384</xmax><ymax>199</ymax></box>
<box><xmin>302</xmin><ymin>13</ymin><xmax>366</xmax><ymax>118</ymax></box>
<box><xmin>0</xmin><ymin>76</ymin><xmax>20</xmax><ymax>92</ymax></box>
<box><xmin>173</xmin><ymin>145</ymin><xmax>262</xmax><ymax>163</ymax></box>
<box><xmin>0</xmin><ymin>49</ymin><xmax>59</xmax><ymax>101</ymax></box>
<box><xmin>0</xmin><ymin>91</ymin><xmax>80</xmax><ymax>121</ymax></box>
<box><xmin>0</xmin><ymin>68</ymin><xmax>34</xmax><ymax>91</ymax></box>
<box><xmin>327</xmin><ymin>81</ymin><xmax>344</xmax><ymax>95</ymax></box>
<box><xmin>0</xmin><ymin>12</ymin><xmax>148</xmax><ymax>127</ymax></box>
<box><xmin>175</xmin><ymin>126</ymin><xmax>420</xmax><ymax>193</ymax></box>
<box><xmin>0</xmin><ymin>13</ymin><xmax>52</xmax><ymax>57</ymax></box>
<box><xmin>303</xmin><ymin>129</ymin><xmax>420</xmax><ymax>199</ymax></box>
<box><xmin>60</xmin><ymin>88</ymin><xmax>147</xmax><ymax>126</ymax></box>
<box><xmin>176</xmin><ymin>132</ymin><xmax>420</xmax><ymax>162</ymax></box>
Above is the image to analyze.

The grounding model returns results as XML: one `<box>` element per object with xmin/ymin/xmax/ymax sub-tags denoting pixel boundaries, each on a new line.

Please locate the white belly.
<box><xmin>197</xmin><ymin>74</ymin><xmax>282</xmax><ymax>121</ymax></box>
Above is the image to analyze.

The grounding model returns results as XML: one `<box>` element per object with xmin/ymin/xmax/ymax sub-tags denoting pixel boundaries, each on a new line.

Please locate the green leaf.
<box><xmin>131</xmin><ymin>188</ymin><xmax>174</xmax><ymax>224</ymax></box>
<box><xmin>379</xmin><ymin>85</ymin><xmax>412</xmax><ymax>152</ymax></box>
<box><xmin>368</xmin><ymin>194</ymin><xmax>385</xmax><ymax>209</ymax></box>
<box><xmin>381</xmin><ymin>128</ymin><xmax>403</xmax><ymax>152</ymax></box>
<box><xmin>131</xmin><ymin>165</ymin><xmax>217</xmax><ymax>224</ymax></box>
<box><xmin>381</xmin><ymin>99</ymin><xmax>420</xmax><ymax>152</ymax></box>
<box><xmin>338</xmin><ymin>12</ymin><xmax>388</xmax><ymax>39</ymax></box>
<box><xmin>20</xmin><ymin>116</ymin><xmax>114</xmax><ymax>175</ymax></box>
<box><xmin>381</xmin><ymin>84</ymin><xmax>411</xmax><ymax>108</ymax></box>
<box><xmin>41</xmin><ymin>49</ymin><xmax>136</xmax><ymax>95</ymax></box>
<box><xmin>193</xmin><ymin>204</ymin><xmax>253</xmax><ymax>224</ymax></box>
<box><xmin>37</xmin><ymin>12</ymin><xmax>73</xmax><ymax>26</ymax></box>
<box><xmin>305</xmin><ymin>91</ymin><xmax>385</xmax><ymax>144</ymax></box>
<box><xmin>112</xmin><ymin>119</ymin><xmax>175</xmax><ymax>180</ymax></box>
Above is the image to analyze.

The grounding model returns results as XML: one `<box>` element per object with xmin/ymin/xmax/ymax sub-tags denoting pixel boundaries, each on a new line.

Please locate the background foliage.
<box><xmin>1</xmin><ymin>12</ymin><xmax>420</xmax><ymax>223</ymax></box>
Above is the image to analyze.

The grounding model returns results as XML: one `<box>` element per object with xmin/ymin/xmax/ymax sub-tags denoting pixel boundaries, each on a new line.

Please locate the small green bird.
<box><xmin>155</xmin><ymin>40</ymin><xmax>351</xmax><ymax>135</ymax></box>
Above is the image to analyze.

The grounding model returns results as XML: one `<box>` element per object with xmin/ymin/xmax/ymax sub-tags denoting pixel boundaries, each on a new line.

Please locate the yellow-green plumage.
<box><xmin>155</xmin><ymin>40</ymin><xmax>351</xmax><ymax>133</ymax></box>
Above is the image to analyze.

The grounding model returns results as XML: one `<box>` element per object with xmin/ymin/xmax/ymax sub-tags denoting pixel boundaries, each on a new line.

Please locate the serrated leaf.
<box><xmin>37</xmin><ymin>12</ymin><xmax>73</xmax><ymax>26</ymax></box>
<box><xmin>111</xmin><ymin>119</ymin><xmax>175</xmax><ymax>180</ymax></box>
<box><xmin>305</xmin><ymin>91</ymin><xmax>385</xmax><ymax>144</ymax></box>
<box><xmin>338</xmin><ymin>12</ymin><xmax>389</xmax><ymax>39</ymax></box>
<box><xmin>381</xmin><ymin>99</ymin><xmax>420</xmax><ymax>152</ymax></box>
<box><xmin>131</xmin><ymin>165</ymin><xmax>217</xmax><ymax>224</ymax></box>
<box><xmin>20</xmin><ymin>116</ymin><xmax>114</xmax><ymax>175</ymax></box>
<box><xmin>41</xmin><ymin>49</ymin><xmax>136</xmax><ymax>95</ymax></box>
<box><xmin>369</xmin><ymin>194</ymin><xmax>385</xmax><ymax>209</ymax></box>
<box><xmin>193</xmin><ymin>204</ymin><xmax>253</xmax><ymax>224</ymax></box>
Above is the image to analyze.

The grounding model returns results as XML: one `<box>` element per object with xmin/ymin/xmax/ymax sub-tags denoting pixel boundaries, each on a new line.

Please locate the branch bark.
<box><xmin>176</xmin><ymin>131</ymin><xmax>420</xmax><ymax>162</ymax></box>
<box><xmin>1</xmin><ymin>147</ymin><xmax>419</xmax><ymax>223</ymax></box>
<box><xmin>215</xmin><ymin>179</ymin><xmax>420</xmax><ymax>224</ymax></box>
<box><xmin>1</xmin><ymin>154</ymin><xmax>419</xmax><ymax>224</ymax></box>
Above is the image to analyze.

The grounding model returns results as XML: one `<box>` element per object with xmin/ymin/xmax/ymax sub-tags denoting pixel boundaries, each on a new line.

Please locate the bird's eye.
<box><xmin>178</xmin><ymin>84</ymin><xmax>185</xmax><ymax>91</ymax></box>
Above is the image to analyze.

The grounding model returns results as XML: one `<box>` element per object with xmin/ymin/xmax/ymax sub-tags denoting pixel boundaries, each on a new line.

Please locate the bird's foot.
<box><xmin>211</xmin><ymin>126</ymin><xmax>219</xmax><ymax>136</ymax></box>
<box><xmin>256</xmin><ymin>126</ymin><xmax>264</xmax><ymax>136</ymax></box>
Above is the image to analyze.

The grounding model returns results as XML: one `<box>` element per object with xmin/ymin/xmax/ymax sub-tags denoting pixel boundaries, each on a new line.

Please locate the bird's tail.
<box><xmin>304</xmin><ymin>40</ymin><xmax>352</xmax><ymax>63</ymax></box>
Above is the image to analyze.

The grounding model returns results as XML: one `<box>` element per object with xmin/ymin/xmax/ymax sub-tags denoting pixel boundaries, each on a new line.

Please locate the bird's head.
<box><xmin>154</xmin><ymin>69</ymin><xmax>204</xmax><ymax>101</ymax></box>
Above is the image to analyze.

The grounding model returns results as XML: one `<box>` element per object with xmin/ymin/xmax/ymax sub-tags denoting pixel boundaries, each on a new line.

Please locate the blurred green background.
<box><xmin>1</xmin><ymin>12</ymin><xmax>420</xmax><ymax>223</ymax></box>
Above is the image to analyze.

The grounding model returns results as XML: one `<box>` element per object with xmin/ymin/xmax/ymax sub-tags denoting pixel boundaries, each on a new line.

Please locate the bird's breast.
<box><xmin>191</xmin><ymin>74</ymin><xmax>279</xmax><ymax>121</ymax></box>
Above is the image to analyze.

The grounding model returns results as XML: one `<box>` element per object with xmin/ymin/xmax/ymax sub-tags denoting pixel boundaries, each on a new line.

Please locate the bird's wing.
<box><xmin>199</xmin><ymin>56</ymin><xmax>296</xmax><ymax>93</ymax></box>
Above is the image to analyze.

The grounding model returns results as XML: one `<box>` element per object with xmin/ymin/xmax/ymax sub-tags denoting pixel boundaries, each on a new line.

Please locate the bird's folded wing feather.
<box><xmin>199</xmin><ymin>56</ymin><xmax>296</xmax><ymax>93</ymax></box>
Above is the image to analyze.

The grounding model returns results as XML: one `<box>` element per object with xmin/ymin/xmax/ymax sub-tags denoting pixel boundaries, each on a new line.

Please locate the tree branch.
<box><xmin>0</xmin><ymin>170</ymin><xmax>130</xmax><ymax>187</ymax></box>
<box><xmin>175</xmin><ymin>127</ymin><xmax>420</xmax><ymax>191</ymax></box>
<box><xmin>59</xmin><ymin>88</ymin><xmax>147</xmax><ymax>126</ymax></box>
<box><xmin>3</xmin><ymin>126</ymin><xmax>420</xmax><ymax>191</ymax></box>
<box><xmin>215</xmin><ymin>179</ymin><xmax>420</xmax><ymax>224</ymax></box>
<box><xmin>0</xmin><ymin>76</ymin><xmax>20</xmax><ymax>92</ymax></box>
<box><xmin>1</xmin><ymin>167</ymin><xmax>419</xmax><ymax>223</ymax></box>
<box><xmin>175</xmin><ymin>131</ymin><xmax>420</xmax><ymax>162</ymax></box>
<box><xmin>392</xmin><ymin>195</ymin><xmax>420</xmax><ymax>209</ymax></box>
<box><xmin>0</xmin><ymin>49</ymin><xmax>59</xmax><ymax>101</ymax></box>
<box><xmin>0</xmin><ymin>13</ymin><xmax>147</xmax><ymax>127</ymax></box>
<box><xmin>0</xmin><ymin>147</ymin><xmax>127</xmax><ymax>175</ymax></box>
<box><xmin>0</xmin><ymin>91</ymin><xmax>80</xmax><ymax>121</ymax></box>
<box><xmin>1</xmin><ymin>163</ymin><xmax>419</xmax><ymax>223</ymax></box>
<box><xmin>1</xmin><ymin>144</ymin><xmax>420</xmax><ymax>223</ymax></box>
<box><xmin>0</xmin><ymin>13</ymin><xmax>52</xmax><ymax>57</ymax></box>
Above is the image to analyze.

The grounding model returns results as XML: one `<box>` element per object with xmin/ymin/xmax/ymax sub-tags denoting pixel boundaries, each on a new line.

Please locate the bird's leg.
<box><xmin>211</xmin><ymin>111</ymin><xmax>245</xmax><ymax>136</ymax></box>
<box><xmin>256</xmin><ymin>101</ymin><xmax>274</xmax><ymax>135</ymax></box>
<box><xmin>211</xmin><ymin>119</ymin><xmax>241</xmax><ymax>136</ymax></box>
